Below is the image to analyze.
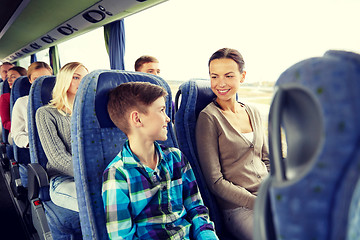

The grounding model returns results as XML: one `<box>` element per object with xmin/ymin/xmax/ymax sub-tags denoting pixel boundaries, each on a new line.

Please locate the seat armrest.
<box><xmin>27</xmin><ymin>163</ymin><xmax>49</xmax><ymax>201</ymax></box>
<box><xmin>253</xmin><ymin>176</ymin><xmax>276</xmax><ymax>240</ymax></box>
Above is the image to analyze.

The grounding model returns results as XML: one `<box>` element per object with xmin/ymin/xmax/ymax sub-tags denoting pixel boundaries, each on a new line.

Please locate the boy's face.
<box><xmin>139</xmin><ymin>97</ymin><xmax>170</xmax><ymax>142</ymax></box>
<box><xmin>138</xmin><ymin>62</ymin><xmax>160</xmax><ymax>76</ymax></box>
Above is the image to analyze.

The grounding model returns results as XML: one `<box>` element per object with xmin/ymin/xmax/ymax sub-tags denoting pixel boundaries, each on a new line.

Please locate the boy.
<box><xmin>102</xmin><ymin>82</ymin><xmax>218</xmax><ymax>239</ymax></box>
<box><xmin>134</xmin><ymin>55</ymin><xmax>160</xmax><ymax>76</ymax></box>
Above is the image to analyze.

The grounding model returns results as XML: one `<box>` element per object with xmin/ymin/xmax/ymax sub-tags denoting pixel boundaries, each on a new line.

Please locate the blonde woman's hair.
<box><xmin>49</xmin><ymin>62</ymin><xmax>87</xmax><ymax>115</ymax></box>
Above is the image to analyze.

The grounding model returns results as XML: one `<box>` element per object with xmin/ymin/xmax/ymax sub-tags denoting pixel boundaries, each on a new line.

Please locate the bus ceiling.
<box><xmin>0</xmin><ymin>0</ymin><xmax>167</xmax><ymax>63</ymax></box>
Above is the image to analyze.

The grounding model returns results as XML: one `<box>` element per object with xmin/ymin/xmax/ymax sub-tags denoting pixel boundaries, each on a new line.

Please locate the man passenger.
<box><xmin>0</xmin><ymin>62</ymin><xmax>14</xmax><ymax>81</ymax></box>
<box><xmin>134</xmin><ymin>55</ymin><xmax>160</xmax><ymax>76</ymax></box>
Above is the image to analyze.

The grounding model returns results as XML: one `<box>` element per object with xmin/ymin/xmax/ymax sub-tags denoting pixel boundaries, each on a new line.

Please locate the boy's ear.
<box><xmin>130</xmin><ymin>110</ymin><xmax>143</xmax><ymax>127</ymax></box>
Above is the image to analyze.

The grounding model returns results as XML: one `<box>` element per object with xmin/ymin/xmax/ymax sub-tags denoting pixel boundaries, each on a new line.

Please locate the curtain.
<box><xmin>30</xmin><ymin>54</ymin><xmax>37</xmax><ymax>63</ymax></box>
<box><xmin>104</xmin><ymin>19</ymin><xmax>125</xmax><ymax>70</ymax></box>
<box><xmin>49</xmin><ymin>45</ymin><xmax>61</xmax><ymax>75</ymax></box>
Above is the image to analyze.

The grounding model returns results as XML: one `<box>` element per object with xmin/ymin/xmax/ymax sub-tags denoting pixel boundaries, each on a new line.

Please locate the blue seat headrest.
<box><xmin>28</xmin><ymin>75</ymin><xmax>56</xmax><ymax>167</ymax></box>
<box><xmin>2</xmin><ymin>80</ymin><xmax>10</xmax><ymax>94</ymax></box>
<box><xmin>194</xmin><ymin>81</ymin><xmax>215</xmax><ymax>118</ymax></box>
<box><xmin>40</xmin><ymin>77</ymin><xmax>56</xmax><ymax>104</ymax></box>
<box><xmin>94</xmin><ymin>71</ymin><xmax>173</xmax><ymax>128</ymax></box>
<box><xmin>12</xmin><ymin>76</ymin><xmax>31</xmax><ymax>99</ymax></box>
<box><xmin>175</xmin><ymin>79</ymin><xmax>215</xmax><ymax>120</ymax></box>
<box><xmin>10</xmin><ymin>76</ymin><xmax>31</xmax><ymax>117</ymax></box>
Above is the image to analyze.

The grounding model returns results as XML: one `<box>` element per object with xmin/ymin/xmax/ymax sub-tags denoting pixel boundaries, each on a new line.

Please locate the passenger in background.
<box><xmin>0</xmin><ymin>66</ymin><xmax>27</xmax><ymax>143</ymax></box>
<box><xmin>135</xmin><ymin>55</ymin><xmax>176</xmax><ymax>121</ymax></box>
<box><xmin>0</xmin><ymin>62</ymin><xmax>14</xmax><ymax>81</ymax></box>
<box><xmin>36</xmin><ymin>62</ymin><xmax>88</xmax><ymax>212</ymax></box>
<box><xmin>0</xmin><ymin>62</ymin><xmax>14</xmax><ymax>137</ymax></box>
<box><xmin>11</xmin><ymin>62</ymin><xmax>53</xmax><ymax>148</ymax></box>
<box><xmin>6</xmin><ymin>66</ymin><xmax>27</xmax><ymax>89</ymax></box>
<box><xmin>196</xmin><ymin>48</ymin><xmax>270</xmax><ymax>240</ymax></box>
<box><xmin>102</xmin><ymin>82</ymin><xmax>218</xmax><ymax>240</ymax></box>
<box><xmin>134</xmin><ymin>55</ymin><xmax>160</xmax><ymax>76</ymax></box>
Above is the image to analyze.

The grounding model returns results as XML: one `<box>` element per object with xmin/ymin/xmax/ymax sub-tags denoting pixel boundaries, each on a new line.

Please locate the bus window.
<box><xmin>58</xmin><ymin>28</ymin><xmax>110</xmax><ymax>72</ymax></box>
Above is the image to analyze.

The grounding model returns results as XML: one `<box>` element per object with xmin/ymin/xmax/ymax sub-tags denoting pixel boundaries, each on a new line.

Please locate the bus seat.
<box><xmin>254</xmin><ymin>50</ymin><xmax>360</xmax><ymax>240</ymax></box>
<box><xmin>0</xmin><ymin>79</ymin><xmax>14</xmax><ymax>166</ymax></box>
<box><xmin>71</xmin><ymin>70</ymin><xmax>177</xmax><ymax>239</ymax></box>
<box><xmin>6</xmin><ymin>76</ymin><xmax>31</xmax><ymax>200</ymax></box>
<box><xmin>27</xmin><ymin>75</ymin><xmax>82</xmax><ymax>240</ymax></box>
<box><xmin>174</xmin><ymin>79</ymin><xmax>236</xmax><ymax>239</ymax></box>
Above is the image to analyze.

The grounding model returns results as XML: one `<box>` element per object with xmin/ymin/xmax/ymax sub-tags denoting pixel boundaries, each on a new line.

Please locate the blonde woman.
<box><xmin>11</xmin><ymin>61</ymin><xmax>53</xmax><ymax>148</ymax></box>
<box><xmin>36</xmin><ymin>62</ymin><xmax>88</xmax><ymax>212</ymax></box>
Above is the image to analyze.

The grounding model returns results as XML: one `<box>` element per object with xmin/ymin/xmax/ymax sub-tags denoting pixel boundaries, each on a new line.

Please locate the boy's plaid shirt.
<box><xmin>102</xmin><ymin>141</ymin><xmax>218</xmax><ymax>240</ymax></box>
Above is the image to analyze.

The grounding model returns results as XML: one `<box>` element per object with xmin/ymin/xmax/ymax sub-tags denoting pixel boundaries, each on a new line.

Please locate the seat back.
<box><xmin>10</xmin><ymin>76</ymin><xmax>31</xmax><ymax>165</ymax></box>
<box><xmin>174</xmin><ymin>79</ymin><xmax>233</xmax><ymax>238</ymax></box>
<box><xmin>2</xmin><ymin>79</ymin><xmax>10</xmax><ymax>94</ymax></box>
<box><xmin>254</xmin><ymin>50</ymin><xmax>360</xmax><ymax>240</ymax></box>
<box><xmin>28</xmin><ymin>75</ymin><xmax>56</xmax><ymax>167</ymax></box>
<box><xmin>71</xmin><ymin>70</ymin><xmax>177</xmax><ymax>240</ymax></box>
<box><xmin>10</xmin><ymin>76</ymin><xmax>31</xmax><ymax>111</ymax></box>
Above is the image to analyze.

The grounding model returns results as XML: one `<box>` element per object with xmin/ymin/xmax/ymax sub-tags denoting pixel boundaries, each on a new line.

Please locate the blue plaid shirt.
<box><xmin>102</xmin><ymin>141</ymin><xmax>218</xmax><ymax>240</ymax></box>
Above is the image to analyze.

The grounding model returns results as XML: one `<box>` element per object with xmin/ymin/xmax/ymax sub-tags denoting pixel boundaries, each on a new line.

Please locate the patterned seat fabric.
<box><xmin>254</xmin><ymin>50</ymin><xmax>360</xmax><ymax>240</ymax></box>
<box><xmin>10</xmin><ymin>76</ymin><xmax>31</xmax><ymax>187</ymax></box>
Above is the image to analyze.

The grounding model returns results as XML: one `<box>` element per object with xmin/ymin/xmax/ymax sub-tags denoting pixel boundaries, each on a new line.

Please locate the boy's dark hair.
<box><xmin>108</xmin><ymin>82</ymin><xmax>167</xmax><ymax>135</ymax></box>
<box><xmin>134</xmin><ymin>55</ymin><xmax>159</xmax><ymax>71</ymax></box>
<box><xmin>9</xmin><ymin>66</ymin><xmax>27</xmax><ymax>76</ymax></box>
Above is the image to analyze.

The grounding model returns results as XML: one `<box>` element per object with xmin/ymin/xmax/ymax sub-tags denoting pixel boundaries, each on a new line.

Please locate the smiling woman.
<box><xmin>196</xmin><ymin>48</ymin><xmax>270</xmax><ymax>240</ymax></box>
